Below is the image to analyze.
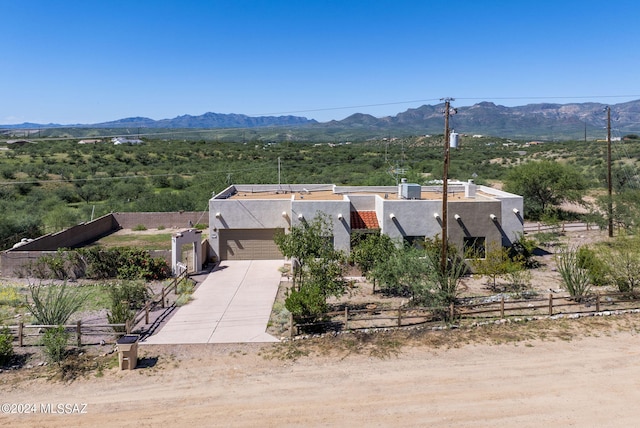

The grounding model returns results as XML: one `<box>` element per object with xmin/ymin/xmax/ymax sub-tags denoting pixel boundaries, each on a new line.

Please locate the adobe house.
<box><xmin>209</xmin><ymin>181</ymin><xmax>524</xmax><ymax>261</ymax></box>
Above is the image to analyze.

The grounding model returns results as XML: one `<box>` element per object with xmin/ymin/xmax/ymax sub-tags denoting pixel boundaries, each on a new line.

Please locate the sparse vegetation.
<box><xmin>0</xmin><ymin>326</ymin><xmax>14</xmax><ymax>366</ymax></box>
<box><xmin>106</xmin><ymin>281</ymin><xmax>148</xmax><ymax>331</ymax></box>
<box><xmin>41</xmin><ymin>325</ymin><xmax>69</xmax><ymax>365</ymax></box>
<box><xmin>26</xmin><ymin>282</ymin><xmax>84</xmax><ymax>325</ymax></box>
<box><xmin>556</xmin><ymin>247</ymin><xmax>592</xmax><ymax>301</ymax></box>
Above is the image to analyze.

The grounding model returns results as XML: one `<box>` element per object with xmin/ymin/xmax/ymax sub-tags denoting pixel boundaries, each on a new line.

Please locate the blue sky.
<box><xmin>2</xmin><ymin>0</ymin><xmax>639</xmax><ymax>124</ymax></box>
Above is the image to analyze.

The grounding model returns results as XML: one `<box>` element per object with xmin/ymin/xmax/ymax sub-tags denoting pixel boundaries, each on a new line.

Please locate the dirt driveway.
<box><xmin>3</xmin><ymin>316</ymin><xmax>640</xmax><ymax>427</ymax></box>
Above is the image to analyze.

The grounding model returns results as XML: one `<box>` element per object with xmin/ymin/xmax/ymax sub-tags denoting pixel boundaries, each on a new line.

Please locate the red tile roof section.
<box><xmin>350</xmin><ymin>211</ymin><xmax>380</xmax><ymax>229</ymax></box>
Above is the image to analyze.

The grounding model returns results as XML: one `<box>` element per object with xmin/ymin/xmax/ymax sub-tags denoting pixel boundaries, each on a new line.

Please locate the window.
<box><xmin>464</xmin><ymin>237</ymin><xmax>486</xmax><ymax>258</ymax></box>
<box><xmin>404</xmin><ymin>236</ymin><xmax>426</xmax><ymax>249</ymax></box>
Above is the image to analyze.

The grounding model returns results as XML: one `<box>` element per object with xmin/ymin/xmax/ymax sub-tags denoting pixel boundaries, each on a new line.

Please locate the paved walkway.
<box><xmin>142</xmin><ymin>260</ymin><xmax>283</xmax><ymax>344</ymax></box>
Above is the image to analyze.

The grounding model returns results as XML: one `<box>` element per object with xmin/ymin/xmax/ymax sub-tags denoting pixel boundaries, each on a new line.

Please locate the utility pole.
<box><xmin>606</xmin><ymin>106</ymin><xmax>613</xmax><ymax>238</ymax></box>
<box><xmin>440</xmin><ymin>98</ymin><xmax>454</xmax><ymax>273</ymax></box>
<box><xmin>278</xmin><ymin>157</ymin><xmax>281</xmax><ymax>190</ymax></box>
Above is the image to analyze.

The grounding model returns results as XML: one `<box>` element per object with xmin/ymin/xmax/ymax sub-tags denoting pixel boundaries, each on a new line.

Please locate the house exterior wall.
<box><xmin>377</xmin><ymin>197</ymin><xmax>442</xmax><ymax>244</ymax></box>
<box><xmin>208</xmin><ymin>183</ymin><xmax>524</xmax><ymax>259</ymax></box>
<box><xmin>477</xmin><ymin>186</ymin><xmax>525</xmax><ymax>246</ymax></box>
<box><xmin>447</xmin><ymin>200</ymin><xmax>503</xmax><ymax>251</ymax></box>
<box><xmin>291</xmin><ymin>199</ymin><xmax>352</xmax><ymax>253</ymax></box>
<box><xmin>209</xmin><ymin>198</ymin><xmax>291</xmax><ymax>260</ymax></box>
<box><xmin>345</xmin><ymin>195</ymin><xmax>376</xmax><ymax>211</ymax></box>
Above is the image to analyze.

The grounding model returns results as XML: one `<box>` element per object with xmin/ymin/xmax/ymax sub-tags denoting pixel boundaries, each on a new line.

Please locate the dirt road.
<box><xmin>2</xmin><ymin>324</ymin><xmax>640</xmax><ymax>427</ymax></box>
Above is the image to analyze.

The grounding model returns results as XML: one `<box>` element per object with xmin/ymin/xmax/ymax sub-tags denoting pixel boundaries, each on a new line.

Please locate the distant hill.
<box><xmin>3</xmin><ymin>100</ymin><xmax>640</xmax><ymax>140</ymax></box>
<box><xmin>0</xmin><ymin>112</ymin><xmax>316</xmax><ymax>129</ymax></box>
<box><xmin>321</xmin><ymin>100</ymin><xmax>640</xmax><ymax>140</ymax></box>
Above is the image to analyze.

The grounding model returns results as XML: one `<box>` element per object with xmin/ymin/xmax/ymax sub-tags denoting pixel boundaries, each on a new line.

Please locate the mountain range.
<box><xmin>3</xmin><ymin>100</ymin><xmax>640</xmax><ymax>140</ymax></box>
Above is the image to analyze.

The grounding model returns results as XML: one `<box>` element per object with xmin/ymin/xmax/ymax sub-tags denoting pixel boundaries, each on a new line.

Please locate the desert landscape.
<box><xmin>2</xmin><ymin>227</ymin><xmax>640</xmax><ymax>427</ymax></box>
<box><xmin>2</xmin><ymin>316</ymin><xmax>640</xmax><ymax>427</ymax></box>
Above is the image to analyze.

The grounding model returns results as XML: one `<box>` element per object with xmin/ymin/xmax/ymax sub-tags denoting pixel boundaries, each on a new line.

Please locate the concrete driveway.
<box><xmin>142</xmin><ymin>260</ymin><xmax>283</xmax><ymax>344</ymax></box>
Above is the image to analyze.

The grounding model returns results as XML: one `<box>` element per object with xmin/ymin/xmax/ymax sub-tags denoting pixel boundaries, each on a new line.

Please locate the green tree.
<box><xmin>275</xmin><ymin>214</ymin><xmax>336</xmax><ymax>287</ymax></box>
<box><xmin>275</xmin><ymin>214</ymin><xmax>347</xmax><ymax>318</ymax></box>
<box><xmin>593</xmin><ymin>189</ymin><xmax>640</xmax><ymax>232</ymax></box>
<box><xmin>349</xmin><ymin>233</ymin><xmax>397</xmax><ymax>291</ymax></box>
<box><xmin>43</xmin><ymin>205</ymin><xmax>79</xmax><ymax>233</ymax></box>
<box><xmin>469</xmin><ymin>241</ymin><xmax>525</xmax><ymax>291</ymax></box>
<box><xmin>602</xmin><ymin>236</ymin><xmax>640</xmax><ymax>293</ymax></box>
<box><xmin>503</xmin><ymin>160</ymin><xmax>588</xmax><ymax>219</ymax></box>
<box><xmin>370</xmin><ymin>246</ymin><xmax>432</xmax><ymax>300</ymax></box>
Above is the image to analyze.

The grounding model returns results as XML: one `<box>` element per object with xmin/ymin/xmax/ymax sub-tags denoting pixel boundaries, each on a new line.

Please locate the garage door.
<box><xmin>220</xmin><ymin>229</ymin><xmax>284</xmax><ymax>260</ymax></box>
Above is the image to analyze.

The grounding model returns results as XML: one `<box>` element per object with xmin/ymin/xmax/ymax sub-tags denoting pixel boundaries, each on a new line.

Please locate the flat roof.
<box><xmin>228</xmin><ymin>190</ymin><xmax>344</xmax><ymax>200</ymax></box>
<box><xmin>227</xmin><ymin>189</ymin><xmax>492</xmax><ymax>201</ymax></box>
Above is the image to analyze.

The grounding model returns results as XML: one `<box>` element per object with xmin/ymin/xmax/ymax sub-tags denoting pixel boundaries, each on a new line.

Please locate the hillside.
<box><xmin>3</xmin><ymin>99</ymin><xmax>640</xmax><ymax>141</ymax></box>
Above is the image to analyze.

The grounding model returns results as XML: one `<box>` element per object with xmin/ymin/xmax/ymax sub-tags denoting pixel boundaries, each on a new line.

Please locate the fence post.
<box><xmin>397</xmin><ymin>307</ymin><xmax>402</xmax><ymax>327</ymax></box>
<box><xmin>449</xmin><ymin>302</ymin><xmax>455</xmax><ymax>322</ymax></box>
<box><xmin>126</xmin><ymin>319</ymin><xmax>131</xmax><ymax>334</ymax></box>
<box><xmin>548</xmin><ymin>293</ymin><xmax>553</xmax><ymax>316</ymax></box>
<box><xmin>344</xmin><ymin>306</ymin><xmax>349</xmax><ymax>331</ymax></box>
<box><xmin>596</xmin><ymin>293</ymin><xmax>600</xmax><ymax>312</ymax></box>
<box><xmin>76</xmin><ymin>320</ymin><xmax>81</xmax><ymax>347</ymax></box>
<box><xmin>18</xmin><ymin>321</ymin><xmax>23</xmax><ymax>347</ymax></box>
<box><xmin>500</xmin><ymin>296</ymin><xmax>505</xmax><ymax>319</ymax></box>
<box><xmin>145</xmin><ymin>302</ymin><xmax>150</xmax><ymax>325</ymax></box>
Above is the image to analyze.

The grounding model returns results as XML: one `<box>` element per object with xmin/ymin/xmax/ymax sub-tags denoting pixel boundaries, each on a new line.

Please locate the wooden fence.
<box><xmin>8</xmin><ymin>321</ymin><xmax>127</xmax><ymax>347</ymax></box>
<box><xmin>523</xmin><ymin>222</ymin><xmax>599</xmax><ymax>234</ymax></box>
<box><xmin>291</xmin><ymin>291</ymin><xmax>640</xmax><ymax>337</ymax></box>
<box><xmin>131</xmin><ymin>268</ymin><xmax>188</xmax><ymax>329</ymax></box>
<box><xmin>5</xmin><ymin>269</ymin><xmax>190</xmax><ymax>347</ymax></box>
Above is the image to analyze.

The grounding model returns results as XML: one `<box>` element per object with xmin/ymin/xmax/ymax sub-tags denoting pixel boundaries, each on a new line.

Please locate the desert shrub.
<box><xmin>41</xmin><ymin>326</ymin><xmax>69</xmax><ymax>365</ymax></box>
<box><xmin>0</xmin><ymin>285</ymin><xmax>21</xmax><ymax>306</ymax></box>
<box><xmin>175</xmin><ymin>278</ymin><xmax>195</xmax><ymax>306</ymax></box>
<box><xmin>0</xmin><ymin>326</ymin><xmax>14</xmax><ymax>366</ymax></box>
<box><xmin>285</xmin><ymin>282</ymin><xmax>327</xmax><ymax>318</ymax></box>
<box><xmin>29</xmin><ymin>250</ymin><xmax>84</xmax><ymax>280</ymax></box>
<box><xmin>506</xmin><ymin>267</ymin><xmax>532</xmax><ymax>291</ymax></box>
<box><xmin>606</xmin><ymin>246</ymin><xmax>640</xmax><ymax>293</ymax></box>
<box><xmin>106</xmin><ymin>281</ymin><xmax>147</xmax><ymax>332</ymax></box>
<box><xmin>109</xmin><ymin>281</ymin><xmax>148</xmax><ymax>309</ymax></box>
<box><xmin>175</xmin><ymin>294</ymin><xmax>192</xmax><ymax>307</ymax></box>
<box><xmin>577</xmin><ymin>246</ymin><xmax>609</xmax><ymax>287</ymax></box>
<box><xmin>76</xmin><ymin>247</ymin><xmax>170</xmax><ymax>280</ymax></box>
<box><xmin>26</xmin><ymin>283</ymin><xmax>84</xmax><ymax>325</ymax></box>
<box><xmin>508</xmin><ymin>234</ymin><xmax>539</xmax><ymax>268</ymax></box>
<box><xmin>270</xmin><ymin>301</ymin><xmax>291</xmax><ymax>333</ymax></box>
<box><xmin>107</xmin><ymin>299</ymin><xmax>134</xmax><ymax>332</ymax></box>
<box><xmin>77</xmin><ymin>247</ymin><xmax>120</xmax><ymax>279</ymax></box>
<box><xmin>556</xmin><ymin>247</ymin><xmax>591</xmax><ymax>301</ymax></box>
<box><xmin>116</xmin><ymin>248</ymin><xmax>170</xmax><ymax>280</ymax></box>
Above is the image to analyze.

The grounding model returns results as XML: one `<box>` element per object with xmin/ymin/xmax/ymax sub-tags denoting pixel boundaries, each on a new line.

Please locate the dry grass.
<box><xmin>262</xmin><ymin>313</ymin><xmax>640</xmax><ymax>361</ymax></box>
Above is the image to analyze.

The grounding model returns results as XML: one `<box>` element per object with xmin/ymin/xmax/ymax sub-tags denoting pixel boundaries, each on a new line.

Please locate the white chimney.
<box><xmin>465</xmin><ymin>179</ymin><xmax>477</xmax><ymax>198</ymax></box>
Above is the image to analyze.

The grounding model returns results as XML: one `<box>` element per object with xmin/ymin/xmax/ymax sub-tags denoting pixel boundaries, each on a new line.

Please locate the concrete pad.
<box><xmin>142</xmin><ymin>260</ymin><xmax>283</xmax><ymax>344</ymax></box>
